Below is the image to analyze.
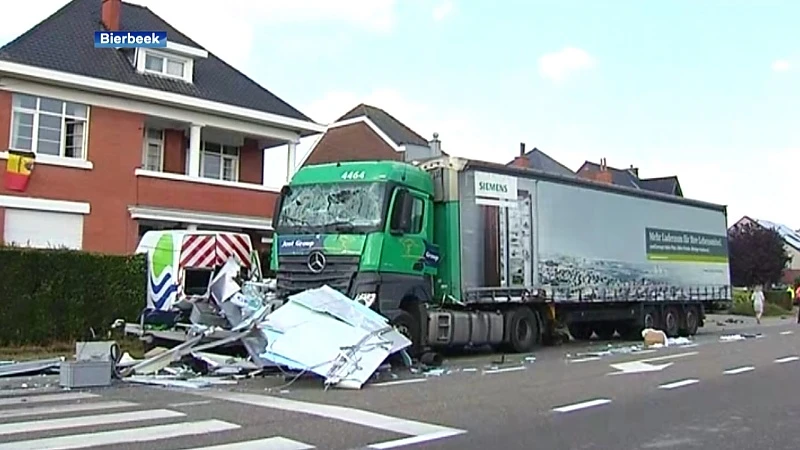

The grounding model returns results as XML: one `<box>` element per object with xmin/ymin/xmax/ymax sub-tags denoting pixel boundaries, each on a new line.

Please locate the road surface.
<box><xmin>0</xmin><ymin>314</ymin><xmax>798</xmax><ymax>449</ymax></box>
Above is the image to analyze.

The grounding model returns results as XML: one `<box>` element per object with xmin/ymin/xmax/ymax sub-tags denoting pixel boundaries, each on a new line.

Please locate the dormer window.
<box><xmin>136</xmin><ymin>49</ymin><xmax>193</xmax><ymax>83</ymax></box>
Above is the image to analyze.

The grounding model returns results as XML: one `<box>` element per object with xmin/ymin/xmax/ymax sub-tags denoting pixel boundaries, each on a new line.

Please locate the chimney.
<box><xmin>520</xmin><ymin>142</ymin><xmax>526</xmax><ymax>156</ymax></box>
<box><xmin>428</xmin><ymin>132</ymin><xmax>442</xmax><ymax>157</ymax></box>
<box><xmin>102</xmin><ymin>0</ymin><xmax>121</xmax><ymax>31</ymax></box>
<box><xmin>628</xmin><ymin>164</ymin><xmax>639</xmax><ymax>178</ymax></box>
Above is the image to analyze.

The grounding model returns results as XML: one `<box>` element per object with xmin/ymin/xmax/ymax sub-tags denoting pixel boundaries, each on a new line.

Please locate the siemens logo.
<box><xmin>478</xmin><ymin>181</ymin><xmax>508</xmax><ymax>193</ymax></box>
<box><xmin>94</xmin><ymin>31</ymin><xmax>167</xmax><ymax>48</ymax></box>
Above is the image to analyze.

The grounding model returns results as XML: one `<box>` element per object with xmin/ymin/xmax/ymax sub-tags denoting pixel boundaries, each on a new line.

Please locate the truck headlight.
<box><xmin>354</xmin><ymin>292</ymin><xmax>377</xmax><ymax>308</ymax></box>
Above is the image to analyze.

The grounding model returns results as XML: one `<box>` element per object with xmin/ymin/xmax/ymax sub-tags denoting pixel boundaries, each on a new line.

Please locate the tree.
<box><xmin>728</xmin><ymin>222</ymin><xmax>790</xmax><ymax>287</ymax></box>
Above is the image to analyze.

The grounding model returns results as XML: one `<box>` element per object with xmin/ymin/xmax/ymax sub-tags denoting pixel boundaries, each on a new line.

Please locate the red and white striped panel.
<box><xmin>217</xmin><ymin>233</ymin><xmax>251</xmax><ymax>268</ymax></box>
<box><xmin>179</xmin><ymin>234</ymin><xmax>252</xmax><ymax>269</ymax></box>
<box><xmin>180</xmin><ymin>235</ymin><xmax>218</xmax><ymax>268</ymax></box>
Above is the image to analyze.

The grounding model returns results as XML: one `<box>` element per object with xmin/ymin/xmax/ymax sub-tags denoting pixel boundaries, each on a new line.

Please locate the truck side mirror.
<box><xmin>390</xmin><ymin>189</ymin><xmax>414</xmax><ymax>235</ymax></box>
<box><xmin>273</xmin><ymin>185</ymin><xmax>291</xmax><ymax>226</ymax></box>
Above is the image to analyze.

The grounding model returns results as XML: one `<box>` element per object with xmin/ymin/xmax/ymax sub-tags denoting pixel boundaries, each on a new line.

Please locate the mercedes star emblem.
<box><xmin>307</xmin><ymin>251</ymin><xmax>327</xmax><ymax>273</ymax></box>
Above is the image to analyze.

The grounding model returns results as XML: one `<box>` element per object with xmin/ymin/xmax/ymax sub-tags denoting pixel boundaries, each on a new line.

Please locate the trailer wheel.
<box><xmin>504</xmin><ymin>307</ymin><xmax>539</xmax><ymax>353</ymax></box>
<box><xmin>643</xmin><ymin>308</ymin><xmax>658</xmax><ymax>329</ymax></box>
<box><xmin>663</xmin><ymin>306</ymin><xmax>681</xmax><ymax>338</ymax></box>
<box><xmin>568</xmin><ymin>323</ymin><xmax>593</xmax><ymax>341</ymax></box>
<box><xmin>680</xmin><ymin>305</ymin><xmax>700</xmax><ymax>337</ymax></box>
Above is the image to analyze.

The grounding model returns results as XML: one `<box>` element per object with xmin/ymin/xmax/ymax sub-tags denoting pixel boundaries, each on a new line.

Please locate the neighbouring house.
<box><xmin>576</xmin><ymin>158</ymin><xmax>684</xmax><ymax>197</ymax></box>
<box><xmin>299</xmin><ymin>103</ymin><xmax>443</xmax><ymax>166</ymax></box>
<box><xmin>0</xmin><ymin>0</ymin><xmax>323</xmax><ymax>255</ymax></box>
<box><xmin>507</xmin><ymin>143</ymin><xmax>576</xmax><ymax>177</ymax></box>
<box><xmin>731</xmin><ymin>216</ymin><xmax>800</xmax><ymax>284</ymax></box>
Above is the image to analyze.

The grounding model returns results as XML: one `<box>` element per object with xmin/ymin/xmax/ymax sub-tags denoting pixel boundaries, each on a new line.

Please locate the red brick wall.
<box><xmin>578</xmin><ymin>167</ymin><xmax>614</xmax><ymax>184</ymax></box>
<box><xmin>0</xmin><ymin>89</ymin><xmax>277</xmax><ymax>254</ymax></box>
<box><xmin>303</xmin><ymin>122</ymin><xmax>399</xmax><ymax>166</ymax></box>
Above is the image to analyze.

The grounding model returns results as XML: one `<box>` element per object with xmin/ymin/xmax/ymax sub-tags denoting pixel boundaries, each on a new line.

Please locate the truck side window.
<box><xmin>409</xmin><ymin>197</ymin><xmax>424</xmax><ymax>234</ymax></box>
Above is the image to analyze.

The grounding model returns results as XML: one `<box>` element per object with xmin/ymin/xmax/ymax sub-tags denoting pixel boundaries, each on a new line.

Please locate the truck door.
<box><xmin>381</xmin><ymin>187</ymin><xmax>439</xmax><ymax>277</ymax></box>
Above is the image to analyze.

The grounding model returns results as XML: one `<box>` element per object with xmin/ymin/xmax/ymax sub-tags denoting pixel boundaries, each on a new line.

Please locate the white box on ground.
<box><xmin>59</xmin><ymin>360</ymin><xmax>112</xmax><ymax>388</ymax></box>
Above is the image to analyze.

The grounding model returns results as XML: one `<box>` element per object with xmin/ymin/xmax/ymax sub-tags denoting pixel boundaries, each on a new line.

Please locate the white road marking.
<box><xmin>483</xmin><ymin>366</ymin><xmax>526</xmax><ymax>374</ymax></box>
<box><xmin>609</xmin><ymin>361</ymin><xmax>673</xmax><ymax>375</ymax></box>
<box><xmin>569</xmin><ymin>357</ymin><xmax>601</xmax><ymax>363</ymax></box>
<box><xmin>638</xmin><ymin>351</ymin><xmax>699</xmax><ymax>364</ymax></box>
<box><xmin>198</xmin><ymin>391</ymin><xmax>465</xmax><ymax>438</ymax></box>
<box><xmin>780</xmin><ymin>330</ymin><xmax>794</xmax><ymax>335</ymax></box>
<box><xmin>167</xmin><ymin>400</ymin><xmax>215</xmax><ymax>408</ymax></box>
<box><xmin>0</xmin><ymin>419</ymin><xmax>240</xmax><ymax>450</ymax></box>
<box><xmin>552</xmin><ymin>398</ymin><xmax>612</xmax><ymax>413</ymax></box>
<box><xmin>775</xmin><ymin>356</ymin><xmax>800</xmax><ymax>364</ymax></box>
<box><xmin>0</xmin><ymin>400</ymin><xmax>137</xmax><ymax>419</ymax></box>
<box><xmin>0</xmin><ymin>392</ymin><xmax>99</xmax><ymax>407</ymax></box>
<box><xmin>367</xmin><ymin>429</ymin><xmax>466</xmax><ymax>449</ymax></box>
<box><xmin>189</xmin><ymin>437</ymin><xmax>315</xmax><ymax>450</ymax></box>
<box><xmin>0</xmin><ymin>409</ymin><xmax>184</xmax><ymax>436</ymax></box>
<box><xmin>370</xmin><ymin>379</ymin><xmax>427</xmax><ymax>387</ymax></box>
<box><xmin>658</xmin><ymin>379</ymin><xmax>699</xmax><ymax>390</ymax></box>
<box><xmin>723</xmin><ymin>366</ymin><xmax>755</xmax><ymax>375</ymax></box>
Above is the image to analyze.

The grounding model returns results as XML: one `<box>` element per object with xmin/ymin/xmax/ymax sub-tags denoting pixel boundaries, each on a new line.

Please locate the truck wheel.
<box><xmin>643</xmin><ymin>308</ymin><xmax>658</xmax><ymax>329</ymax></box>
<box><xmin>663</xmin><ymin>306</ymin><xmax>681</xmax><ymax>338</ymax></box>
<box><xmin>679</xmin><ymin>305</ymin><xmax>700</xmax><ymax>337</ymax></box>
<box><xmin>569</xmin><ymin>323</ymin><xmax>593</xmax><ymax>341</ymax></box>
<box><xmin>504</xmin><ymin>307</ymin><xmax>539</xmax><ymax>353</ymax></box>
<box><xmin>392</xmin><ymin>310</ymin><xmax>422</xmax><ymax>357</ymax></box>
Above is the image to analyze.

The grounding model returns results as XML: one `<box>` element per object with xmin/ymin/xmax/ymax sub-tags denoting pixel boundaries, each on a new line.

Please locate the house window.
<box><xmin>200</xmin><ymin>142</ymin><xmax>239</xmax><ymax>182</ymax></box>
<box><xmin>10</xmin><ymin>94</ymin><xmax>89</xmax><ymax>160</ymax></box>
<box><xmin>141</xmin><ymin>49</ymin><xmax>191</xmax><ymax>81</ymax></box>
<box><xmin>142</xmin><ymin>128</ymin><xmax>164</xmax><ymax>171</ymax></box>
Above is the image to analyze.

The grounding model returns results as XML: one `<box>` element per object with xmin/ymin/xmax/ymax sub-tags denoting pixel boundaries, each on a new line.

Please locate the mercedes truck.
<box><xmin>270</xmin><ymin>156</ymin><xmax>731</xmax><ymax>354</ymax></box>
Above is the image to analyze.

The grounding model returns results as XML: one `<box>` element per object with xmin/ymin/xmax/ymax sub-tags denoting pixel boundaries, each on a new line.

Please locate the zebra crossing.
<box><xmin>0</xmin><ymin>390</ymin><xmax>315</xmax><ymax>449</ymax></box>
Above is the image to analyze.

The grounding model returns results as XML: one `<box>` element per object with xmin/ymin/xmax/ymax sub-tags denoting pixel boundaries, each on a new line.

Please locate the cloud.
<box><xmin>772</xmin><ymin>59</ymin><xmax>791</xmax><ymax>72</ymax></box>
<box><xmin>538</xmin><ymin>47</ymin><xmax>595</xmax><ymax>82</ymax></box>
<box><xmin>432</xmin><ymin>1</ymin><xmax>455</xmax><ymax>21</ymax></box>
<box><xmin>0</xmin><ymin>0</ymin><xmax>399</xmax><ymax>72</ymax></box>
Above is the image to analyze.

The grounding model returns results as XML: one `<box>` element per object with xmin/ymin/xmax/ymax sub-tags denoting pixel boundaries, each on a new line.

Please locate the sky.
<box><xmin>0</xmin><ymin>0</ymin><xmax>798</xmax><ymax>228</ymax></box>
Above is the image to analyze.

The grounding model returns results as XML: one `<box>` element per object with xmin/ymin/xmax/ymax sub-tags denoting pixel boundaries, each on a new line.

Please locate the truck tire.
<box><xmin>392</xmin><ymin>310</ymin><xmax>423</xmax><ymax>357</ymax></box>
<box><xmin>569</xmin><ymin>323</ymin><xmax>593</xmax><ymax>341</ymax></box>
<box><xmin>663</xmin><ymin>306</ymin><xmax>681</xmax><ymax>338</ymax></box>
<box><xmin>503</xmin><ymin>307</ymin><xmax>539</xmax><ymax>353</ymax></box>
<box><xmin>679</xmin><ymin>305</ymin><xmax>700</xmax><ymax>337</ymax></box>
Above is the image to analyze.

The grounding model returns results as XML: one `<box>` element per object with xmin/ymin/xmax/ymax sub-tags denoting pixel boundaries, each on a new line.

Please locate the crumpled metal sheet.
<box><xmin>0</xmin><ymin>358</ymin><xmax>64</xmax><ymax>378</ymax></box>
<box><xmin>259</xmin><ymin>286</ymin><xmax>412</xmax><ymax>389</ymax></box>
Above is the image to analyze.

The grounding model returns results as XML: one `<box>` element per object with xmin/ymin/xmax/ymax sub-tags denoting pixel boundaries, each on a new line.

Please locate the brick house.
<box><xmin>300</xmin><ymin>104</ymin><xmax>442</xmax><ymax>166</ymax></box>
<box><xmin>0</xmin><ymin>0</ymin><xmax>323</xmax><ymax>254</ymax></box>
<box><xmin>576</xmin><ymin>158</ymin><xmax>684</xmax><ymax>196</ymax></box>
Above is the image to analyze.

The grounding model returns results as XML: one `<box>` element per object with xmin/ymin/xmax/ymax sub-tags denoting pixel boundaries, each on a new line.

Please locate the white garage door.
<box><xmin>4</xmin><ymin>209</ymin><xmax>84</xmax><ymax>250</ymax></box>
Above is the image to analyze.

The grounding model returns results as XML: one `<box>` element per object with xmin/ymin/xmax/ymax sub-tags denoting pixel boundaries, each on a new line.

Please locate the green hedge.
<box><xmin>0</xmin><ymin>247</ymin><xmax>145</xmax><ymax>346</ymax></box>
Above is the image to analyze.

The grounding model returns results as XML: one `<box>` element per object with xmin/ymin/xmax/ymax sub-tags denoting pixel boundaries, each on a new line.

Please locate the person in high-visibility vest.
<box><xmin>795</xmin><ymin>284</ymin><xmax>800</xmax><ymax>324</ymax></box>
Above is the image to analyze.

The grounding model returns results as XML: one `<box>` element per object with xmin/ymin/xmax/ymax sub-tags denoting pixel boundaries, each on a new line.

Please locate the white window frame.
<box><xmin>9</xmin><ymin>93</ymin><xmax>90</xmax><ymax>161</ymax></box>
<box><xmin>136</xmin><ymin>48</ymin><xmax>193</xmax><ymax>83</ymax></box>
<box><xmin>141</xmin><ymin>128</ymin><xmax>165</xmax><ymax>172</ymax></box>
<box><xmin>200</xmin><ymin>141</ymin><xmax>240</xmax><ymax>182</ymax></box>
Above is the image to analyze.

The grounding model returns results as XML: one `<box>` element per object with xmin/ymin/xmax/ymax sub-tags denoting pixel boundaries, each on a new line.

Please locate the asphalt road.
<box><xmin>0</xmin><ymin>313</ymin><xmax>798</xmax><ymax>449</ymax></box>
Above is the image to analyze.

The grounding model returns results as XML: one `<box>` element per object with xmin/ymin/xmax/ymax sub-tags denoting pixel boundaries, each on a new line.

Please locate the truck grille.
<box><xmin>276</xmin><ymin>255</ymin><xmax>360</xmax><ymax>297</ymax></box>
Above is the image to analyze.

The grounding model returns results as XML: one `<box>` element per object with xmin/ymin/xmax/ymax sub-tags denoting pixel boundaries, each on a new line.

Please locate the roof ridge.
<box><xmin>370</xmin><ymin>105</ymin><xmax>429</xmax><ymax>144</ymax></box>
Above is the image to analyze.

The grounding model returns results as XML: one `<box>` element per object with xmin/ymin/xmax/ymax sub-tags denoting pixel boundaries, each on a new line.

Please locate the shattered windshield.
<box><xmin>276</xmin><ymin>182</ymin><xmax>388</xmax><ymax>233</ymax></box>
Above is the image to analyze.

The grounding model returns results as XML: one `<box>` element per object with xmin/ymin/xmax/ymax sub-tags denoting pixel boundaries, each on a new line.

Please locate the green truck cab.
<box><xmin>270</xmin><ymin>160</ymin><xmax>440</xmax><ymax>353</ymax></box>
